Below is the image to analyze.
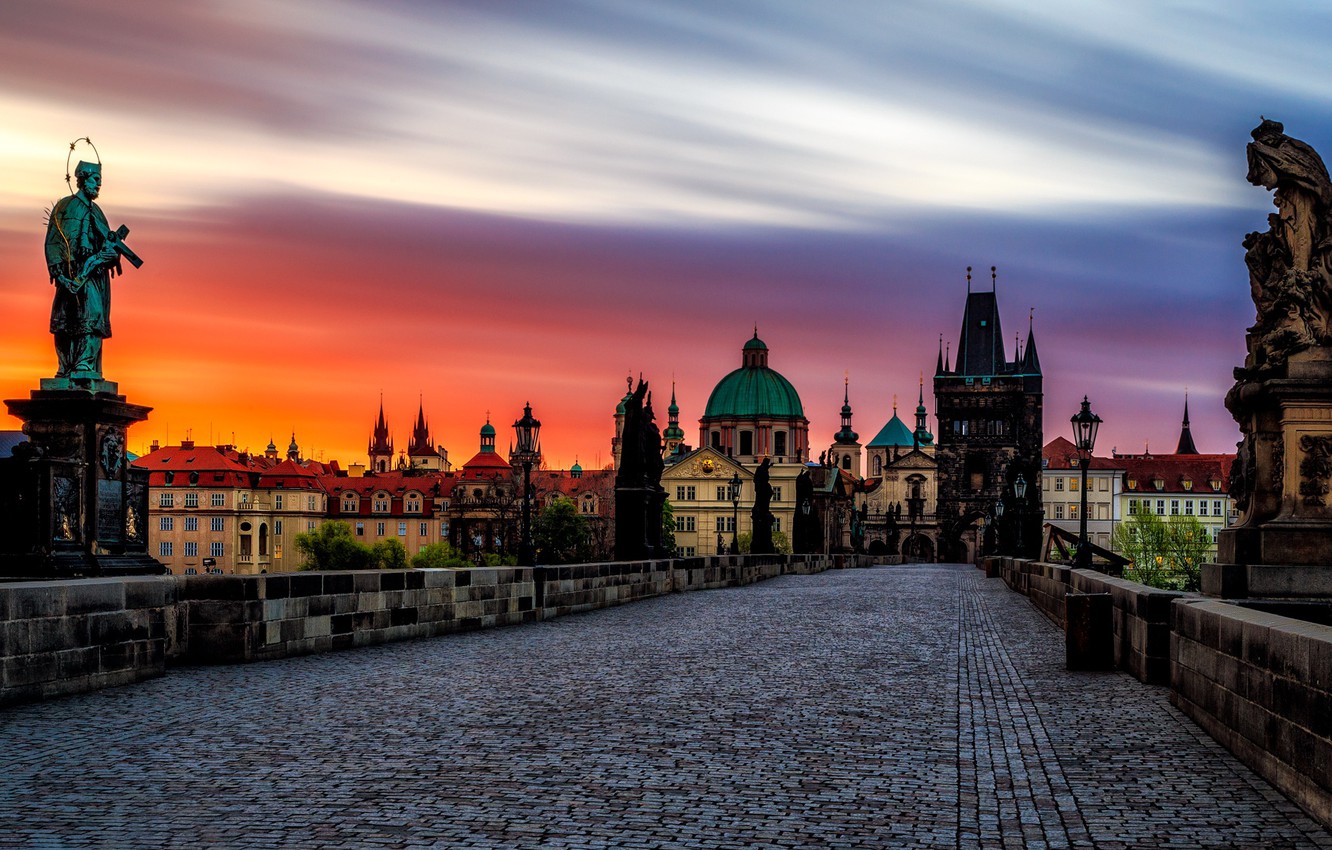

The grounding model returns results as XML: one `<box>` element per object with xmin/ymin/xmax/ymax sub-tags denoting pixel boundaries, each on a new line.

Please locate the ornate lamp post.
<box><xmin>513</xmin><ymin>402</ymin><xmax>541</xmax><ymax>567</ymax></box>
<box><xmin>993</xmin><ymin>497</ymin><xmax>1005</xmax><ymax>558</ymax></box>
<box><xmin>1013</xmin><ymin>473</ymin><xmax>1028</xmax><ymax>557</ymax></box>
<box><xmin>1071</xmin><ymin>396</ymin><xmax>1102</xmax><ymax>569</ymax></box>
<box><xmin>729</xmin><ymin>471</ymin><xmax>742</xmax><ymax>554</ymax></box>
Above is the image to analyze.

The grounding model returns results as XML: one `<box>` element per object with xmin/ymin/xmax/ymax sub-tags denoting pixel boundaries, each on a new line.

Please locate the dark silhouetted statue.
<box><xmin>750</xmin><ymin>457</ymin><xmax>775</xmax><ymax>554</ymax></box>
<box><xmin>614</xmin><ymin>379</ymin><xmax>666</xmax><ymax>561</ymax></box>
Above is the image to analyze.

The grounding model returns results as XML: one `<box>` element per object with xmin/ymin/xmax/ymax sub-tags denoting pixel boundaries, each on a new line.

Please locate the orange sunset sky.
<box><xmin>5</xmin><ymin>1</ymin><xmax>1329</xmax><ymax>469</ymax></box>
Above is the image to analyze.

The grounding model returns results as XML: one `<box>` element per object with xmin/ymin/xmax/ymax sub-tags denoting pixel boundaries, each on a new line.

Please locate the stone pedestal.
<box><xmin>1209</xmin><ymin>348</ymin><xmax>1332</xmax><ymax>597</ymax></box>
<box><xmin>0</xmin><ymin>387</ymin><xmax>162</xmax><ymax>577</ymax></box>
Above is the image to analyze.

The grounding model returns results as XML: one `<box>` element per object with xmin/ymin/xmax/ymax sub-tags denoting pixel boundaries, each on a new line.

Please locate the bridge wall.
<box><xmin>989</xmin><ymin>556</ymin><xmax>1332</xmax><ymax>827</ymax></box>
<box><xmin>1172</xmin><ymin>599</ymin><xmax>1332</xmax><ymax>827</ymax></box>
<box><xmin>0</xmin><ymin>576</ymin><xmax>174</xmax><ymax>705</ymax></box>
<box><xmin>2</xmin><ymin>553</ymin><xmax>867</xmax><ymax>706</ymax></box>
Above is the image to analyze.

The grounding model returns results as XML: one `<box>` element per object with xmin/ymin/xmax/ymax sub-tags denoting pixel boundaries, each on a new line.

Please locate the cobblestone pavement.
<box><xmin>4</xmin><ymin>564</ymin><xmax>1331</xmax><ymax>849</ymax></box>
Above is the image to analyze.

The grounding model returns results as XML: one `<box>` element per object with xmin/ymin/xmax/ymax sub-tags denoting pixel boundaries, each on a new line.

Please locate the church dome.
<box><xmin>703</xmin><ymin>332</ymin><xmax>804</xmax><ymax>420</ymax></box>
<box><xmin>868</xmin><ymin>411</ymin><xmax>914</xmax><ymax>448</ymax></box>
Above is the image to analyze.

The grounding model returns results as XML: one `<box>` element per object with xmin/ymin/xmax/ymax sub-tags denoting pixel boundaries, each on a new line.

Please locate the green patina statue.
<box><xmin>44</xmin><ymin>159</ymin><xmax>142</xmax><ymax>382</ymax></box>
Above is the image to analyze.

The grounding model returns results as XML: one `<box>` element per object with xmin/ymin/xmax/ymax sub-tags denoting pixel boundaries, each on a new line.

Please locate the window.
<box><xmin>739</xmin><ymin>430</ymin><xmax>754</xmax><ymax>456</ymax></box>
<box><xmin>710</xmin><ymin>431</ymin><xmax>721</xmax><ymax>449</ymax></box>
<box><xmin>211</xmin><ymin>493</ymin><xmax>225</xmax><ymax>507</ymax></box>
<box><xmin>1171</xmin><ymin>500</ymin><xmax>1180</xmax><ymax>515</ymax></box>
<box><xmin>159</xmin><ymin>516</ymin><xmax>174</xmax><ymax>531</ymax></box>
<box><xmin>210</xmin><ymin>542</ymin><xmax>224</xmax><ymax>558</ymax></box>
<box><xmin>420</xmin><ymin>522</ymin><xmax>428</xmax><ymax>537</ymax></box>
<box><xmin>274</xmin><ymin>495</ymin><xmax>284</xmax><ymax>510</ymax></box>
<box><xmin>680</xmin><ymin>515</ymin><xmax>696</xmax><ymax>532</ymax></box>
<box><xmin>774</xmin><ymin>431</ymin><xmax>787</xmax><ymax>457</ymax></box>
<box><xmin>159</xmin><ymin>493</ymin><xmax>174</xmax><ymax>508</ymax></box>
<box><xmin>1054</xmin><ymin>505</ymin><xmax>1064</xmax><ymax>519</ymax></box>
<box><xmin>406</xmin><ymin>495</ymin><xmax>421</xmax><ymax>513</ymax></box>
<box><xmin>376</xmin><ymin>522</ymin><xmax>385</xmax><ymax>536</ymax></box>
<box><xmin>1185</xmin><ymin>500</ymin><xmax>1194</xmax><ymax>515</ymax></box>
<box><xmin>1214</xmin><ymin>501</ymin><xmax>1224</xmax><ymax>516</ymax></box>
<box><xmin>715</xmin><ymin>517</ymin><xmax>736</xmax><ymax>532</ymax></box>
<box><xmin>374</xmin><ymin>493</ymin><xmax>390</xmax><ymax>513</ymax></box>
<box><xmin>441</xmin><ymin>521</ymin><xmax>449</xmax><ymax>537</ymax></box>
<box><xmin>772</xmin><ymin>487</ymin><xmax>782</xmax><ymax>502</ymax></box>
<box><xmin>873</xmin><ymin>456</ymin><xmax>882</xmax><ymax>476</ymax></box>
<box><xmin>355</xmin><ymin>522</ymin><xmax>365</xmax><ymax>536</ymax></box>
<box><xmin>680</xmin><ymin>547</ymin><xmax>696</xmax><ymax>557</ymax></box>
<box><xmin>1098</xmin><ymin>478</ymin><xmax>1109</xmax><ymax>492</ymax></box>
<box><xmin>717</xmin><ymin>486</ymin><xmax>728</xmax><ymax>501</ymax></box>
<box><xmin>1069</xmin><ymin>477</ymin><xmax>1079</xmax><ymax>492</ymax></box>
<box><xmin>398</xmin><ymin>522</ymin><xmax>407</xmax><ymax>537</ymax></box>
<box><xmin>184</xmin><ymin>541</ymin><xmax>198</xmax><ymax>557</ymax></box>
<box><xmin>1069</xmin><ymin>504</ymin><xmax>1079</xmax><ymax>520</ymax></box>
<box><xmin>185</xmin><ymin>516</ymin><xmax>198</xmax><ymax>531</ymax></box>
<box><xmin>773</xmin><ymin>516</ymin><xmax>781</xmax><ymax>532</ymax></box>
<box><xmin>307</xmin><ymin>521</ymin><xmax>316</xmax><ymax>531</ymax></box>
<box><xmin>1054</xmin><ymin>478</ymin><xmax>1064</xmax><ymax>492</ymax></box>
<box><xmin>211</xmin><ymin>517</ymin><xmax>225</xmax><ymax>532</ymax></box>
<box><xmin>1128</xmin><ymin>500</ymin><xmax>1138</xmax><ymax>515</ymax></box>
<box><xmin>275</xmin><ymin>520</ymin><xmax>283</xmax><ymax>535</ymax></box>
<box><xmin>676</xmin><ymin>486</ymin><xmax>696</xmax><ymax>501</ymax></box>
<box><xmin>159</xmin><ymin>541</ymin><xmax>173</xmax><ymax>557</ymax></box>
<box><xmin>184</xmin><ymin>492</ymin><xmax>199</xmax><ymax>508</ymax></box>
<box><xmin>307</xmin><ymin>495</ymin><xmax>317</xmax><ymax>511</ymax></box>
<box><xmin>1156</xmin><ymin>500</ymin><xmax>1166</xmax><ymax>515</ymax></box>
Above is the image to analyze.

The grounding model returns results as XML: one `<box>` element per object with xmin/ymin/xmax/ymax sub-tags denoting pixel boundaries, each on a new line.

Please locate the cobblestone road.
<box><xmin>3</xmin><ymin>564</ymin><xmax>1330</xmax><ymax>849</ymax></box>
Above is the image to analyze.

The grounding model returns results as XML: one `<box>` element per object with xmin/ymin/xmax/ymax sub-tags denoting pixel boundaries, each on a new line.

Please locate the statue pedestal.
<box><xmin>0</xmin><ymin>387</ymin><xmax>162</xmax><ymax>577</ymax></box>
<box><xmin>1210</xmin><ymin>348</ymin><xmax>1332</xmax><ymax>597</ymax></box>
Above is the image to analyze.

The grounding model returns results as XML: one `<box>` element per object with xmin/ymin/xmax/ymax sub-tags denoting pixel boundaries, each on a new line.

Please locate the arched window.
<box><xmin>873</xmin><ymin>455</ymin><xmax>882</xmax><ymax>476</ymax></box>
<box><xmin>373</xmin><ymin>491</ymin><xmax>390</xmax><ymax>513</ymax></box>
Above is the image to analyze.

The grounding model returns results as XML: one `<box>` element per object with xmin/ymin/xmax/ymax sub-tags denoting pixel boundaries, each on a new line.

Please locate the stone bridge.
<box><xmin>2</xmin><ymin>564</ymin><xmax>1330</xmax><ymax>849</ymax></box>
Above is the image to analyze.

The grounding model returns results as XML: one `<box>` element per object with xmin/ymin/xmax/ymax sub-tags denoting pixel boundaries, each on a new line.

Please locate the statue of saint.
<box><xmin>44</xmin><ymin>160</ymin><xmax>138</xmax><ymax>380</ymax></box>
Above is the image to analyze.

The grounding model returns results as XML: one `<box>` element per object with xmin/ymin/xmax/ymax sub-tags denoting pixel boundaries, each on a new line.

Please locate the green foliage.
<box><xmin>295</xmin><ymin>521</ymin><xmax>374</xmax><ymax>571</ymax></box>
<box><xmin>411</xmin><ymin>541</ymin><xmax>471</xmax><ymax>570</ymax></box>
<box><xmin>1114</xmin><ymin>511</ymin><xmax>1210</xmax><ymax>591</ymax></box>
<box><xmin>661</xmin><ymin>499</ymin><xmax>677</xmax><ymax>555</ymax></box>
<box><xmin>480</xmin><ymin>552</ymin><xmax>518</xmax><ymax>567</ymax></box>
<box><xmin>534</xmin><ymin>496</ymin><xmax>592</xmax><ymax>564</ymax></box>
<box><xmin>372</xmin><ymin>538</ymin><xmax>408</xmax><ymax>570</ymax></box>
<box><xmin>734</xmin><ymin>530</ymin><xmax>792</xmax><ymax>555</ymax></box>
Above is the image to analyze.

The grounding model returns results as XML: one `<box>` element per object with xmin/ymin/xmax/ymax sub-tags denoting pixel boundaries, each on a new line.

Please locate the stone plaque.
<box><xmin>97</xmin><ymin>479</ymin><xmax>123</xmax><ymax>543</ymax></box>
<box><xmin>53</xmin><ymin>476</ymin><xmax>79</xmax><ymax>542</ymax></box>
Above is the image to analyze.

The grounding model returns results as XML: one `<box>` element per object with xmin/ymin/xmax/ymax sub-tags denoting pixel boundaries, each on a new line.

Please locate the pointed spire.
<box><xmin>834</xmin><ymin>373</ymin><xmax>858</xmax><ymax>445</ymax></box>
<box><xmin>914</xmin><ymin>372</ymin><xmax>933</xmax><ymax>446</ymax></box>
<box><xmin>945</xmin><ymin>342</ymin><xmax>951</xmax><ymax>373</ymax></box>
<box><xmin>1175</xmin><ymin>391</ymin><xmax>1199</xmax><ymax>454</ymax></box>
<box><xmin>936</xmin><ymin>335</ymin><xmax>945</xmax><ymax>376</ymax></box>
<box><xmin>1021</xmin><ymin>308</ymin><xmax>1041</xmax><ymax>375</ymax></box>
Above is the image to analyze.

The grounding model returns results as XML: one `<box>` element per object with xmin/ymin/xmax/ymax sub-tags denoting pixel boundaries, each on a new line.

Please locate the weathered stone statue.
<box><xmin>614</xmin><ymin>379</ymin><xmax>667</xmax><ymax>561</ymax></box>
<box><xmin>44</xmin><ymin>160</ymin><xmax>142</xmax><ymax>383</ymax></box>
<box><xmin>1238</xmin><ymin>119</ymin><xmax>1332</xmax><ymax>373</ymax></box>
<box><xmin>750</xmin><ymin>457</ymin><xmax>775</xmax><ymax>554</ymax></box>
<box><xmin>1214</xmin><ymin>120</ymin><xmax>1332</xmax><ymax>582</ymax></box>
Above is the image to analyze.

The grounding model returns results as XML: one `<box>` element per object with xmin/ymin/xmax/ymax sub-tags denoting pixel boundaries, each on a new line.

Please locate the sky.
<box><xmin>3</xmin><ymin>0</ymin><xmax>1331</xmax><ymax>470</ymax></box>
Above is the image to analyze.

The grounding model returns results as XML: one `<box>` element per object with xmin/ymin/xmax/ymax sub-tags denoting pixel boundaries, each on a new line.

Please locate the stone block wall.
<box><xmin>1172</xmin><ymin>599</ymin><xmax>1332</xmax><ymax>826</ymax></box>
<box><xmin>178</xmin><ymin>568</ymin><xmax>536</xmax><ymax>664</ymax></box>
<box><xmin>1070</xmin><ymin>569</ymin><xmax>1187</xmax><ymax>686</ymax></box>
<box><xmin>1</xmin><ymin>576</ymin><xmax>174</xmax><ymax>705</ymax></box>
<box><xmin>3</xmin><ymin>553</ymin><xmax>870</xmax><ymax>706</ymax></box>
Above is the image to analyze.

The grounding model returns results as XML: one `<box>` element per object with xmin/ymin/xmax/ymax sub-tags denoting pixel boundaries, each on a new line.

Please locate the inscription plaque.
<box><xmin>97</xmin><ymin>479</ymin><xmax>123</xmax><ymax>543</ymax></box>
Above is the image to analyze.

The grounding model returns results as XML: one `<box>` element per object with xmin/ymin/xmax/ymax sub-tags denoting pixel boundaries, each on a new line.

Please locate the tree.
<box><xmin>534</xmin><ymin>496</ymin><xmax>592</xmax><ymax>564</ymax></box>
<box><xmin>735</xmin><ymin>530</ymin><xmax>791</xmax><ymax>555</ymax></box>
<box><xmin>661</xmin><ymin>499</ymin><xmax>677</xmax><ymax>556</ymax></box>
<box><xmin>1113</xmin><ymin>511</ymin><xmax>1210</xmax><ymax>591</ymax></box>
<box><xmin>372</xmin><ymin>538</ymin><xmax>409</xmax><ymax>570</ymax></box>
<box><xmin>295</xmin><ymin>521</ymin><xmax>374</xmax><ymax>571</ymax></box>
<box><xmin>411</xmin><ymin>541</ymin><xmax>471</xmax><ymax>570</ymax></box>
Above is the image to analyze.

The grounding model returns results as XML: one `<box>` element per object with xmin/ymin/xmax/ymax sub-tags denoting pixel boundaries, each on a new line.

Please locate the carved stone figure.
<box><xmin>750</xmin><ymin>457</ymin><xmax>775</xmax><ymax>554</ymax></box>
<box><xmin>45</xmin><ymin>160</ymin><xmax>142</xmax><ymax>381</ymax></box>
<box><xmin>614</xmin><ymin>379</ymin><xmax>666</xmax><ymax>560</ymax></box>
<box><xmin>1299</xmin><ymin>435</ymin><xmax>1332</xmax><ymax>507</ymax></box>
<box><xmin>1240</xmin><ymin>120</ymin><xmax>1332</xmax><ymax>372</ymax></box>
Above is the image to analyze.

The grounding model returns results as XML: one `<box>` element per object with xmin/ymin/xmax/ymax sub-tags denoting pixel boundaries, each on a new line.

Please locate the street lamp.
<box><xmin>1013</xmin><ymin>473</ymin><xmax>1028</xmax><ymax>557</ymax></box>
<box><xmin>729</xmin><ymin>471</ymin><xmax>742</xmax><ymax>554</ymax></box>
<box><xmin>1071</xmin><ymin>395</ymin><xmax>1102</xmax><ymax>569</ymax></box>
<box><xmin>993</xmin><ymin>497</ymin><xmax>1005</xmax><ymax>558</ymax></box>
<box><xmin>513</xmin><ymin>402</ymin><xmax>541</xmax><ymax>567</ymax></box>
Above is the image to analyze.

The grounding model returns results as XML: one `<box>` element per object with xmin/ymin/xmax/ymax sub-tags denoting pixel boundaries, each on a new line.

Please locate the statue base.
<box><xmin>0</xmin><ymin>386</ymin><xmax>163</xmax><ymax>578</ymax></box>
<box><xmin>1210</xmin><ymin>347</ymin><xmax>1332</xmax><ymax>597</ymax></box>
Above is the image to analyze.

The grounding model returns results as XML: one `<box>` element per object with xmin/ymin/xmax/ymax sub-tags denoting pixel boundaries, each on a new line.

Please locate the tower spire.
<box><xmin>1175</xmin><ymin>390</ymin><xmax>1199</xmax><ymax>454</ymax></box>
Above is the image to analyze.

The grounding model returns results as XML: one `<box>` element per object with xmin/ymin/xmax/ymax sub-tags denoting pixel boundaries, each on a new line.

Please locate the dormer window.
<box><xmin>1153</xmin><ymin>477</ymin><xmax>1165</xmax><ymax>491</ymax></box>
<box><xmin>373</xmin><ymin>491</ymin><xmax>390</xmax><ymax>513</ymax></box>
<box><xmin>1210</xmin><ymin>478</ymin><xmax>1222</xmax><ymax>491</ymax></box>
<box><xmin>1182</xmin><ymin>478</ymin><xmax>1193</xmax><ymax>491</ymax></box>
<box><xmin>1126</xmin><ymin>478</ymin><xmax>1137</xmax><ymax>490</ymax></box>
<box><xmin>405</xmin><ymin>492</ymin><xmax>422</xmax><ymax>513</ymax></box>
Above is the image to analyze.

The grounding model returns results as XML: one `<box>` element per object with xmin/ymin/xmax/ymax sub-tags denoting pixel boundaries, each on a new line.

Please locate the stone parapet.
<box><xmin>0</xmin><ymin>576</ymin><xmax>174</xmax><ymax>705</ymax></box>
<box><xmin>1171</xmin><ymin>599</ymin><xmax>1332</xmax><ymax>827</ymax></box>
<box><xmin>3</xmin><ymin>553</ymin><xmax>872</xmax><ymax>706</ymax></box>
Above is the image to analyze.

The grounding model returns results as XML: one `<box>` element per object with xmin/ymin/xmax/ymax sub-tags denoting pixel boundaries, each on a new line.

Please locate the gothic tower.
<box><xmin>933</xmin><ymin>267</ymin><xmax>1043</xmax><ymax>561</ymax></box>
<box><xmin>368</xmin><ymin>398</ymin><xmax>394</xmax><ymax>473</ymax></box>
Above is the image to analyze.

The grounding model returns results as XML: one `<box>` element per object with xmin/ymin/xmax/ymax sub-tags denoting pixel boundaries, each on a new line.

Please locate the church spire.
<box><xmin>834</xmin><ymin>373</ymin><xmax>858</xmax><ymax>445</ymax></box>
<box><xmin>368</xmin><ymin>395</ymin><xmax>393</xmax><ymax>471</ymax></box>
<box><xmin>1175</xmin><ymin>392</ymin><xmax>1199</xmax><ymax>455</ymax></box>
<box><xmin>1021</xmin><ymin>308</ymin><xmax>1041</xmax><ymax>374</ymax></box>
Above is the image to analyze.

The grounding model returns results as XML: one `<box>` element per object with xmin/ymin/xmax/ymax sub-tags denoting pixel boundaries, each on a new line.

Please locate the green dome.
<box><xmin>704</xmin><ymin>368</ymin><xmax>803</xmax><ymax>419</ymax></box>
<box><xmin>480</xmin><ymin>422</ymin><xmax>496</xmax><ymax>437</ymax></box>
<box><xmin>704</xmin><ymin>332</ymin><xmax>804</xmax><ymax>419</ymax></box>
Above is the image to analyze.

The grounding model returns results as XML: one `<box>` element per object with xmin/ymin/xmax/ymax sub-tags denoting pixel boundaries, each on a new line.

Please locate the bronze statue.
<box><xmin>750</xmin><ymin>457</ymin><xmax>775</xmax><ymax>554</ymax></box>
<box><xmin>44</xmin><ymin>158</ymin><xmax>142</xmax><ymax>381</ymax></box>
